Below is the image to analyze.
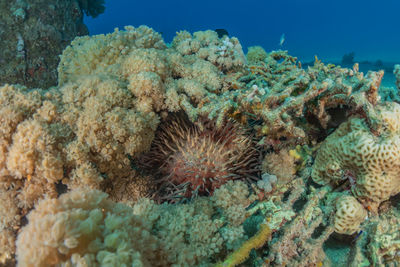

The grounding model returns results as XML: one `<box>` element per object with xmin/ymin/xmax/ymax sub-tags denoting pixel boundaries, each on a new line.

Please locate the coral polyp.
<box><xmin>139</xmin><ymin>115</ymin><xmax>260</xmax><ymax>201</ymax></box>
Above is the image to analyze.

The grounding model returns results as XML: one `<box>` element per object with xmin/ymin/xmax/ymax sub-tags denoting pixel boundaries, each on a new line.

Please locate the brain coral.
<box><xmin>311</xmin><ymin>102</ymin><xmax>400</xmax><ymax>210</ymax></box>
<box><xmin>334</xmin><ymin>195</ymin><xmax>367</xmax><ymax>235</ymax></box>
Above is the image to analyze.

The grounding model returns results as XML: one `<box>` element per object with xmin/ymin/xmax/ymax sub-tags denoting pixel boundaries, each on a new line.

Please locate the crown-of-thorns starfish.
<box><xmin>139</xmin><ymin>115</ymin><xmax>260</xmax><ymax>202</ymax></box>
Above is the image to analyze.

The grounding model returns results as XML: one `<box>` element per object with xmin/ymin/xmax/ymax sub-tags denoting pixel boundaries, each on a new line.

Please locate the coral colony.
<box><xmin>2</xmin><ymin>24</ymin><xmax>400</xmax><ymax>267</ymax></box>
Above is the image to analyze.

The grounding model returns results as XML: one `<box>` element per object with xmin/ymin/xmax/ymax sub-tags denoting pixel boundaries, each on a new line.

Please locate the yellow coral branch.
<box><xmin>216</xmin><ymin>223</ymin><xmax>271</xmax><ymax>267</ymax></box>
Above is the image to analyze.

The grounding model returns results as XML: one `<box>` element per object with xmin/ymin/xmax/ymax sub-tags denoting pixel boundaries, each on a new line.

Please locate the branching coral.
<box><xmin>228</xmin><ymin>51</ymin><xmax>384</xmax><ymax>148</ymax></box>
<box><xmin>265</xmin><ymin>181</ymin><xmax>336</xmax><ymax>266</ymax></box>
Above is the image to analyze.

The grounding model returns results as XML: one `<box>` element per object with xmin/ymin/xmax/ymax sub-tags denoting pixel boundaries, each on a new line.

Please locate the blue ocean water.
<box><xmin>85</xmin><ymin>0</ymin><xmax>400</xmax><ymax>64</ymax></box>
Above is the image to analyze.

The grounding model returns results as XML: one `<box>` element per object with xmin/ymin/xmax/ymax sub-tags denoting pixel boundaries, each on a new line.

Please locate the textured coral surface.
<box><xmin>312</xmin><ymin>102</ymin><xmax>400</xmax><ymax>210</ymax></box>
<box><xmin>1</xmin><ymin>24</ymin><xmax>400</xmax><ymax>267</ymax></box>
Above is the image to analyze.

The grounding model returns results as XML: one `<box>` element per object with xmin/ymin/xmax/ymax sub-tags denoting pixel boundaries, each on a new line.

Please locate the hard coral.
<box><xmin>138</xmin><ymin>115</ymin><xmax>260</xmax><ymax>201</ymax></box>
<box><xmin>334</xmin><ymin>195</ymin><xmax>367</xmax><ymax>235</ymax></box>
<box><xmin>312</xmin><ymin>102</ymin><xmax>400</xmax><ymax>211</ymax></box>
<box><xmin>246</xmin><ymin>46</ymin><xmax>268</xmax><ymax>64</ymax></box>
<box><xmin>233</xmin><ymin>50</ymin><xmax>384</xmax><ymax>148</ymax></box>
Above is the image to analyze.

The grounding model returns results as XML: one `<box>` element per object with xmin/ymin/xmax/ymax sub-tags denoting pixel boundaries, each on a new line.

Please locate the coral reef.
<box><xmin>0</xmin><ymin>0</ymin><xmax>89</xmax><ymax>88</ymax></box>
<box><xmin>0</xmin><ymin>26</ymin><xmax>253</xmax><ymax>263</ymax></box>
<box><xmin>264</xmin><ymin>180</ymin><xmax>336</xmax><ymax>266</ymax></box>
<box><xmin>1</xmin><ymin>24</ymin><xmax>400</xmax><ymax>267</ymax></box>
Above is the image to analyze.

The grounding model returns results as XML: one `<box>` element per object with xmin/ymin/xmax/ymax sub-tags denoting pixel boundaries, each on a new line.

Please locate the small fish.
<box><xmin>352</xmin><ymin>230</ymin><xmax>364</xmax><ymax>244</ymax></box>
<box><xmin>279</xmin><ymin>33</ymin><xmax>285</xmax><ymax>46</ymax></box>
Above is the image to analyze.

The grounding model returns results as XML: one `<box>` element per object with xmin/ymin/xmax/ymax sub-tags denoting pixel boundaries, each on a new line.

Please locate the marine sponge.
<box><xmin>334</xmin><ymin>195</ymin><xmax>367</xmax><ymax>235</ymax></box>
<box><xmin>138</xmin><ymin>115</ymin><xmax>259</xmax><ymax>201</ymax></box>
<box><xmin>16</xmin><ymin>188</ymin><xmax>168</xmax><ymax>267</ymax></box>
<box><xmin>311</xmin><ymin>102</ymin><xmax>400</xmax><ymax>210</ymax></box>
